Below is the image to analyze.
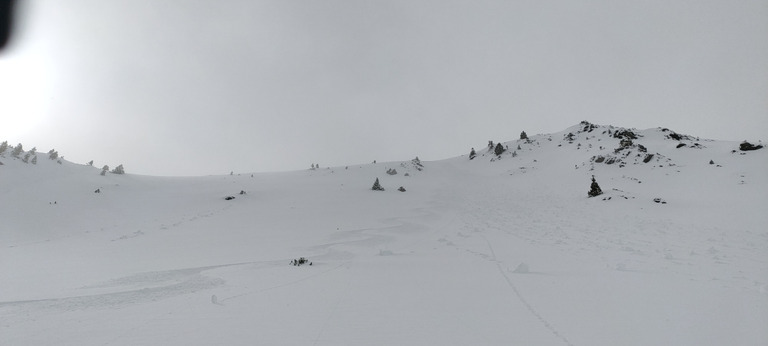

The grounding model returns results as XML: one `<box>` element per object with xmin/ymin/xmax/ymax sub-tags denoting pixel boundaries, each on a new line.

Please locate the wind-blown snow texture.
<box><xmin>2</xmin><ymin>122</ymin><xmax>766</xmax><ymax>345</ymax></box>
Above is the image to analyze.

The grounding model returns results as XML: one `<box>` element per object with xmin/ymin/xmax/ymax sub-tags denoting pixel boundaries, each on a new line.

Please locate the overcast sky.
<box><xmin>1</xmin><ymin>0</ymin><xmax>766</xmax><ymax>176</ymax></box>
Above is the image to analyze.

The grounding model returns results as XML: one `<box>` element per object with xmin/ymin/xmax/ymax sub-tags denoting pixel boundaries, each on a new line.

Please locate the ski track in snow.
<box><xmin>0</xmin><ymin>260</ymin><xmax>281</xmax><ymax>312</ymax></box>
<box><xmin>219</xmin><ymin>260</ymin><xmax>351</xmax><ymax>305</ymax></box>
<box><xmin>430</xmin><ymin>177</ymin><xmax>576</xmax><ymax>346</ymax></box>
<box><xmin>483</xmin><ymin>236</ymin><xmax>575</xmax><ymax>346</ymax></box>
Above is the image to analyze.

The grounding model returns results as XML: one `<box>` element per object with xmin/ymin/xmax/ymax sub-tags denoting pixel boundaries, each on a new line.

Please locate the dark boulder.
<box><xmin>739</xmin><ymin>141</ymin><xmax>763</xmax><ymax>151</ymax></box>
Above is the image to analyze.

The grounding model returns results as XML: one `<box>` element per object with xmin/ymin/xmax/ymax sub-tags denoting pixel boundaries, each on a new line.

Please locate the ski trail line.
<box><xmin>311</xmin><ymin>263</ymin><xmax>353</xmax><ymax>346</ymax></box>
<box><xmin>483</xmin><ymin>236</ymin><xmax>575</xmax><ymax>346</ymax></box>
<box><xmin>220</xmin><ymin>261</ymin><xmax>350</xmax><ymax>304</ymax></box>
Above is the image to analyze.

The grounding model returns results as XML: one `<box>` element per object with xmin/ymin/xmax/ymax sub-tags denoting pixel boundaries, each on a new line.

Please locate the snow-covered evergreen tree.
<box><xmin>411</xmin><ymin>157</ymin><xmax>423</xmax><ymax>171</ymax></box>
<box><xmin>494</xmin><ymin>143</ymin><xmax>505</xmax><ymax>156</ymax></box>
<box><xmin>11</xmin><ymin>143</ymin><xmax>23</xmax><ymax>157</ymax></box>
<box><xmin>469</xmin><ymin>148</ymin><xmax>476</xmax><ymax>160</ymax></box>
<box><xmin>371</xmin><ymin>178</ymin><xmax>384</xmax><ymax>191</ymax></box>
<box><xmin>520</xmin><ymin>131</ymin><xmax>528</xmax><ymax>140</ymax></box>
<box><xmin>0</xmin><ymin>141</ymin><xmax>7</xmax><ymax>155</ymax></box>
<box><xmin>87</xmin><ymin>160</ymin><xmax>94</xmax><ymax>166</ymax></box>
<box><xmin>31</xmin><ymin>156</ymin><xmax>37</xmax><ymax>164</ymax></box>
<box><xmin>588</xmin><ymin>175</ymin><xmax>603</xmax><ymax>197</ymax></box>
<box><xmin>101</xmin><ymin>165</ymin><xmax>109</xmax><ymax>176</ymax></box>
<box><xmin>112</xmin><ymin>164</ymin><xmax>125</xmax><ymax>174</ymax></box>
<box><xmin>22</xmin><ymin>153</ymin><xmax>30</xmax><ymax>163</ymax></box>
<box><xmin>48</xmin><ymin>149</ymin><xmax>58</xmax><ymax>160</ymax></box>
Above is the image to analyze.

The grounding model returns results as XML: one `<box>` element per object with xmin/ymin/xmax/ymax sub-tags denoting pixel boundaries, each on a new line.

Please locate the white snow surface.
<box><xmin>2</xmin><ymin>123</ymin><xmax>767</xmax><ymax>345</ymax></box>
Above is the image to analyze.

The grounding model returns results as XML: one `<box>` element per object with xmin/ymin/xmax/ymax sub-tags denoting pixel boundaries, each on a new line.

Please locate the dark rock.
<box><xmin>613</xmin><ymin>129</ymin><xmax>638</xmax><ymax>140</ymax></box>
<box><xmin>643</xmin><ymin>154</ymin><xmax>654</xmax><ymax>163</ymax></box>
<box><xmin>739</xmin><ymin>141</ymin><xmax>763</xmax><ymax>151</ymax></box>
<box><xmin>619</xmin><ymin>139</ymin><xmax>633</xmax><ymax>148</ymax></box>
<box><xmin>594</xmin><ymin>156</ymin><xmax>605</xmax><ymax>163</ymax></box>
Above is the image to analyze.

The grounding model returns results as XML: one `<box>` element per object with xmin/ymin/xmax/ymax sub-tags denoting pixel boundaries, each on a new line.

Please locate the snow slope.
<box><xmin>1</xmin><ymin>122</ymin><xmax>767</xmax><ymax>345</ymax></box>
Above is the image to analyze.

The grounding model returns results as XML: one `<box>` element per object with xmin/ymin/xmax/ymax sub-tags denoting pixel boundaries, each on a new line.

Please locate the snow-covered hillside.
<box><xmin>2</xmin><ymin>122</ymin><xmax>766</xmax><ymax>345</ymax></box>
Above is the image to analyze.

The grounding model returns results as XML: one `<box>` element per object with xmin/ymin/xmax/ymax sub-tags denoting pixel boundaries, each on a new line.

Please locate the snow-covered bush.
<box><xmin>290</xmin><ymin>257</ymin><xmax>311</xmax><ymax>266</ymax></box>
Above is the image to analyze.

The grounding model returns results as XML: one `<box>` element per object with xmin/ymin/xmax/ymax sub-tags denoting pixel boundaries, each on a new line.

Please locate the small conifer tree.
<box><xmin>11</xmin><ymin>143</ymin><xmax>23</xmax><ymax>157</ymax></box>
<box><xmin>588</xmin><ymin>175</ymin><xmax>603</xmax><ymax>197</ymax></box>
<box><xmin>0</xmin><ymin>141</ymin><xmax>8</xmax><ymax>155</ymax></box>
<box><xmin>494</xmin><ymin>143</ymin><xmax>505</xmax><ymax>156</ymax></box>
<box><xmin>48</xmin><ymin>149</ymin><xmax>58</xmax><ymax>160</ymax></box>
<box><xmin>31</xmin><ymin>156</ymin><xmax>37</xmax><ymax>164</ymax></box>
<box><xmin>112</xmin><ymin>164</ymin><xmax>125</xmax><ymax>174</ymax></box>
<box><xmin>371</xmin><ymin>178</ymin><xmax>384</xmax><ymax>191</ymax></box>
<box><xmin>101</xmin><ymin>165</ymin><xmax>109</xmax><ymax>176</ymax></box>
<box><xmin>469</xmin><ymin>148</ymin><xmax>476</xmax><ymax>160</ymax></box>
<box><xmin>520</xmin><ymin>131</ymin><xmax>528</xmax><ymax>140</ymax></box>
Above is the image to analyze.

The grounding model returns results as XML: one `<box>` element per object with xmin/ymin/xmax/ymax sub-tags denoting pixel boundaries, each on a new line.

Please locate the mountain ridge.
<box><xmin>1</xmin><ymin>121</ymin><xmax>763</xmax><ymax>178</ymax></box>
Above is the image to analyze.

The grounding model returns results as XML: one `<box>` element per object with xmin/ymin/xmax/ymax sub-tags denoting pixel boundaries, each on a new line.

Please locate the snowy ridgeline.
<box><xmin>1</xmin><ymin>122</ymin><xmax>766</xmax><ymax>345</ymax></box>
